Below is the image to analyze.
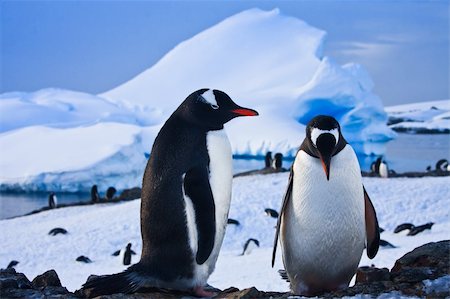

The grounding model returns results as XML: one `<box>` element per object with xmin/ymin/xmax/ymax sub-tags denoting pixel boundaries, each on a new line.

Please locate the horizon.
<box><xmin>1</xmin><ymin>1</ymin><xmax>449</xmax><ymax>106</ymax></box>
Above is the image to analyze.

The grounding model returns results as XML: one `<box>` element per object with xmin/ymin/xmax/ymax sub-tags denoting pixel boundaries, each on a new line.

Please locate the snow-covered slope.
<box><xmin>0</xmin><ymin>89</ymin><xmax>158</xmax><ymax>133</ymax></box>
<box><xmin>386</xmin><ymin>100</ymin><xmax>450</xmax><ymax>133</ymax></box>
<box><xmin>1</xmin><ymin>174</ymin><xmax>448</xmax><ymax>292</ymax></box>
<box><xmin>0</xmin><ymin>8</ymin><xmax>395</xmax><ymax>192</ymax></box>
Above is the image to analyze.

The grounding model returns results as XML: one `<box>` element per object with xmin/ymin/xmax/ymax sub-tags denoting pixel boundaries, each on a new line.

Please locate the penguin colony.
<box><xmin>76</xmin><ymin>90</ymin><xmax>384</xmax><ymax>297</ymax></box>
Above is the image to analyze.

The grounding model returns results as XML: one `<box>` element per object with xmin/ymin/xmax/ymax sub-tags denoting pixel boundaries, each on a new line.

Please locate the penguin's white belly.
<box><xmin>281</xmin><ymin>146</ymin><xmax>365</xmax><ymax>291</ymax></box>
<box><xmin>184</xmin><ymin>129</ymin><xmax>233</xmax><ymax>286</ymax></box>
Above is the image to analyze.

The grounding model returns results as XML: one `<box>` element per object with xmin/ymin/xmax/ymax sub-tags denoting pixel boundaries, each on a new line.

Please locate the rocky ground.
<box><xmin>1</xmin><ymin>241</ymin><xmax>449</xmax><ymax>298</ymax></box>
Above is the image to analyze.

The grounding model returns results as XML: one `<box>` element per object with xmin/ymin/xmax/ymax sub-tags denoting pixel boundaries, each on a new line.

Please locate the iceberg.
<box><xmin>0</xmin><ymin>8</ymin><xmax>394</xmax><ymax>192</ymax></box>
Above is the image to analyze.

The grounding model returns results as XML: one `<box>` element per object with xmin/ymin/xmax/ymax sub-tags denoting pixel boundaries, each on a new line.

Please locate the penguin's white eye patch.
<box><xmin>310</xmin><ymin>128</ymin><xmax>339</xmax><ymax>147</ymax></box>
<box><xmin>200</xmin><ymin>89</ymin><xmax>219</xmax><ymax>109</ymax></box>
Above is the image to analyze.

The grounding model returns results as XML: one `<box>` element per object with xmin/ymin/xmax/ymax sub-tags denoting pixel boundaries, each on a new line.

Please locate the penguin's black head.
<box><xmin>126</xmin><ymin>243</ymin><xmax>132</xmax><ymax>249</ymax></box>
<box><xmin>304</xmin><ymin>115</ymin><xmax>347</xmax><ymax>180</ymax></box>
<box><xmin>177</xmin><ymin>89</ymin><xmax>258</xmax><ymax>130</ymax></box>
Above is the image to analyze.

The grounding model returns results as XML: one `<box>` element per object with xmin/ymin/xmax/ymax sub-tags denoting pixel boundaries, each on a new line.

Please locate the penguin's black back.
<box><xmin>140</xmin><ymin>114</ymin><xmax>213</xmax><ymax>281</ymax></box>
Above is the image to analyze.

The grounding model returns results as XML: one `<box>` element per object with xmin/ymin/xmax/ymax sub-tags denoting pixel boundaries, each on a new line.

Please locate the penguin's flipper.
<box><xmin>131</xmin><ymin>250</ymin><xmax>137</xmax><ymax>255</ymax></box>
<box><xmin>272</xmin><ymin>167</ymin><xmax>293</xmax><ymax>267</ymax></box>
<box><xmin>112</xmin><ymin>250</ymin><xmax>120</xmax><ymax>256</ymax></box>
<box><xmin>184</xmin><ymin>165</ymin><xmax>216</xmax><ymax>265</ymax></box>
<box><xmin>363</xmin><ymin>186</ymin><xmax>380</xmax><ymax>259</ymax></box>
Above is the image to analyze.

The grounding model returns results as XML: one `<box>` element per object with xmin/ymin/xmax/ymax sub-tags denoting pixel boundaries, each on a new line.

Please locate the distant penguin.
<box><xmin>264</xmin><ymin>208</ymin><xmax>279</xmax><ymax>218</ymax></box>
<box><xmin>436</xmin><ymin>159</ymin><xmax>449</xmax><ymax>172</ymax></box>
<box><xmin>394</xmin><ymin>223</ymin><xmax>415</xmax><ymax>234</ymax></box>
<box><xmin>370</xmin><ymin>157</ymin><xmax>382</xmax><ymax>174</ymax></box>
<box><xmin>91</xmin><ymin>185</ymin><xmax>100</xmax><ymax>203</ymax></box>
<box><xmin>241</xmin><ymin>238</ymin><xmax>260</xmax><ymax>255</ymax></box>
<box><xmin>106</xmin><ymin>187</ymin><xmax>117</xmax><ymax>200</ymax></box>
<box><xmin>265</xmin><ymin>152</ymin><xmax>273</xmax><ymax>168</ymax></box>
<box><xmin>379</xmin><ymin>239</ymin><xmax>396</xmax><ymax>248</ymax></box>
<box><xmin>76</xmin><ymin>256</ymin><xmax>92</xmax><ymax>263</ymax></box>
<box><xmin>112</xmin><ymin>243</ymin><xmax>137</xmax><ymax>266</ymax></box>
<box><xmin>273</xmin><ymin>153</ymin><xmax>283</xmax><ymax>169</ymax></box>
<box><xmin>272</xmin><ymin>115</ymin><xmax>380</xmax><ymax>296</ymax></box>
<box><xmin>227</xmin><ymin>218</ymin><xmax>240</xmax><ymax>226</ymax></box>
<box><xmin>426</xmin><ymin>165</ymin><xmax>432</xmax><ymax>172</ymax></box>
<box><xmin>7</xmin><ymin>260</ymin><xmax>19</xmax><ymax>269</ymax></box>
<box><xmin>407</xmin><ymin>222</ymin><xmax>434</xmax><ymax>236</ymax></box>
<box><xmin>48</xmin><ymin>228</ymin><xmax>68</xmax><ymax>235</ymax></box>
<box><xmin>80</xmin><ymin>89</ymin><xmax>258</xmax><ymax>297</ymax></box>
<box><xmin>379</xmin><ymin>159</ymin><xmax>389</xmax><ymax>178</ymax></box>
<box><xmin>48</xmin><ymin>192</ymin><xmax>57</xmax><ymax>209</ymax></box>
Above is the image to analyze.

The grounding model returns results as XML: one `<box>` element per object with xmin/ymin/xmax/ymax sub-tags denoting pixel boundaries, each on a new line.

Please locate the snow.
<box><xmin>0</xmin><ymin>8</ymin><xmax>395</xmax><ymax>192</ymax></box>
<box><xmin>386</xmin><ymin>99</ymin><xmax>450</xmax><ymax>133</ymax></box>
<box><xmin>1</xmin><ymin>173</ymin><xmax>449</xmax><ymax>294</ymax></box>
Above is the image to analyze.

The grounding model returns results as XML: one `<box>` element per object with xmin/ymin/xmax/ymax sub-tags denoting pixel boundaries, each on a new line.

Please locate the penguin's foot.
<box><xmin>193</xmin><ymin>285</ymin><xmax>216</xmax><ymax>297</ymax></box>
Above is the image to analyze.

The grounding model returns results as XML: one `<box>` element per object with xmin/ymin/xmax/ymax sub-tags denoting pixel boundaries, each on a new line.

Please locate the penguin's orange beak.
<box><xmin>231</xmin><ymin>107</ymin><xmax>259</xmax><ymax>117</ymax></box>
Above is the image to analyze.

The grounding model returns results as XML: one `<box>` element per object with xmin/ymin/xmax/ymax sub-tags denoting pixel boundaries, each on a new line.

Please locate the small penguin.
<box><xmin>76</xmin><ymin>256</ymin><xmax>92</xmax><ymax>263</ymax></box>
<box><xmin>241</xmin><ymin>238</ymin><xmax>260</xmax><ymax>255</ymax></box>
<box><xmin>272</xmin><ymin>115</ymin><xmax>379</xmax><ymax>296</ymax></box>
<box><xmin>80</xmin><ymin>89</ymin><xmax>258</xmax><ymax>297</ymax></box>
<box><xmin>106</xmin><ymin>187</ymin><xmax>117</xmax><ymax>201</ymax></box>
<box><xmin>48</xmin><ymin>227</ymin><xmax>68</xmax><ymax>235</ymax></box>
<box><xmin>265</xmin><ymin>152</ymin><xmax>273</xmax><ymax>168</ymax></box>
<box><xmin>227</xmin><ymin>218</ymin><xmax>240</xmax><ymax>226</ymax></box>
<box><xmin>407</xmin><ymin>222</ymin><xmax>434</xmax><ymax>236</ymax></box>
<box><xmin>113</xmin><ymin>243</ymin><xmax>137</xmax><ymax>266</ymax></box>
<box><xmin>379</xmin><ymin>159</ymin><xmax>389</xmax><ymax>178</ymax></box>
<box><xmin>394</xmin><ymin>223</ymin><xmax>415</xmax><ymax>234</ymax></box>
<box><xmin>91</xmin><ymin>185</ymin><xmax>100</xmax><ymax>203</ymax></box>
<box><xmin>370</xmin><ymin>157</ymin><xmax>382</xmax><ymax>174</ymax></box>
<box><xmin>273</xmin><ymin>153</ymin><xmax>283</xmax><ymax>169</ymax></box>
<box><xmin>264</xmin><ymin>208</ymin><xmax>279</xmax><ymax>218</ymax></box>
<box><xmin>436</xmin><ymin>159</ymin><xmax>449</xmax><ymax>172</ymax></box>
<box><xmin>48</xmin><ymin>192</ymin><xmax>57</xmax><ymax>209</ymax></box>
<box><xmin>7</xmin><ymin>260</ymin><xmax>19</xmax><ymax>269</ymax></box>
<box><xmin>379</xmin><ymin>239</ymin><xmax>396</xmax><ymax>248</ymax></box>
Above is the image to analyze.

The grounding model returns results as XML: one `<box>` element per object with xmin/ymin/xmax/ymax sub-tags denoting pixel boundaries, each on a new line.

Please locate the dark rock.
<box><xmin>32</xmin><ymin>269</ymin><xmax>62</xmax><ymax>288</ymax></box>
<box><xmin>119</xmin><ymin>187</ymin><xmax>141</xmax><ymax>201</ymax></box>
<box><xmin>356</xmin><ymin>266</ymin><xmax>390</xmax><ymax>283</ymax></box>
<box><xmin>391</xmin><ymin>240</ymin><xmax>449</xmax><ymax>279</ymax></box>
<box><xmin>0</xmin><ymin>268</ymin><xmax>76</xmax><ymax>298</ymax></box>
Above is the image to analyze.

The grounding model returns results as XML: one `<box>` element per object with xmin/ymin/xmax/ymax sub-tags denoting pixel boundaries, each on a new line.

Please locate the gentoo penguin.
<box><xmin>379</xmin><ymin>239</ymin><xmax>396</xmax><ymax>248</ymax></box>
<box><xmin>227</xmin><ymin>218</ymin><xmax>240</xmax><ymax>226</ymax></box>
<box><xmin>76</xmin><ymin>256</ymin><xmax>92</xmax><ymax>263</ymax></box>
<box><xmin>264</xmin><ymin>208</ymin><xmax>279</xmax><ymax>218</ymax></box>
<box><xmin>91</xmin><ymin>185</ymin><xmax>100</xmax><ymax>203</ymax></box>
<box><xmin>48</xmin><ymin>192</ymin><xmax>57</xmax><ymax>209</ymax></box>
<box><xmin>7</xmin><ymin>260</ymin><xmax>19</xmax><ymax>269</ymax></box>
<box><xmin>48</xmin><ymin>227</ymin><xmax>68</xmax><ymax>235</ymax></box>
<box><xmin>106</xmin><ymin>187</ymin><xmax>117</xmax><ymax>200</ymax></box>
<box><xmin>80</xmin><ymin>89</ymin><xmax>258</xmax><ymax>297</ymax></box>
<box><xmin>265</xmin><ymin>152</ymin><xmax>273</xmax><ymax>168</ymax></box>
<box><xmin>394</xmin><ymin>223</ymin><xmax>415</xmax><ymax>234</ymax></box>
<box><xmin>407</xmin><ymin>222</ymin><xmax>434</xmax><ymax>236</ymax></box>
<box><xmin>241</xmin><ymin>238</ymin><xmax>260</xmax><ymax>255</ymax></box>
<box><xmin>378</xmin><ymin>159</ymin><xmax>389</xmax><ymax>178</ymax></box>
<box><xmin>272</xmin><ymin>115</ymin><xmax>380</xmax><ymax>296</ymax></box>
<box><xmin>273</xmin><ymin>153</ymin><xmax>283</xmax><ymax>169</ymax></box>
<box><xmin>112</xmin><ymin>243</ymin><xmax>137</xmax><ymax>266</ymax></box>
<box><xmin>436</xmin><ymin>159</ymin><xmax>449</xmax><ymax>172</ymax></box>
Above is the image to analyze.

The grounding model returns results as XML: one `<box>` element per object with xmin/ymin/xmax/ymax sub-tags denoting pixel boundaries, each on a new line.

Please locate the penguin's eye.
<box><xmin>210</xmin><ymin>104</ymin><xmax>219</xmax><ymax>110</ymax></box>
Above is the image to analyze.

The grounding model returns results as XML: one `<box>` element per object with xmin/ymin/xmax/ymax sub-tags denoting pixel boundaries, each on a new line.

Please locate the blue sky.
<box><xmin>1</xmin><ymin>0</ymin><xmax>448</xmax><ymax>105</ymax></box>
